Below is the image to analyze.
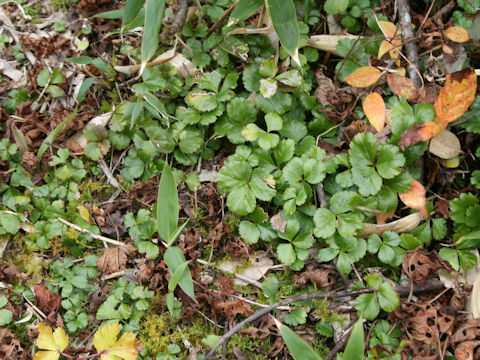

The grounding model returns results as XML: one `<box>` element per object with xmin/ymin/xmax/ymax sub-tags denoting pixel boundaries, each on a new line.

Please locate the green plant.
<box><xmin>0</xmin><ymin>295</ymin><xmax>13</xmax><ymax>326</ymax></box>
<box><xmin>36</xmin><ymin>68</ymin><xmax>66</xmax><ymax>98</ymax></box>
<box><xmin>354</xmin><ymin>274</ymin><xmax>400</xmax><ymax>320</ymax></box>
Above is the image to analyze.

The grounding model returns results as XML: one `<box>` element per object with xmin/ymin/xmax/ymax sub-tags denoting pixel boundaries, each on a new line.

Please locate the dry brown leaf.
<box><xmin>429</xmin><ymin>129</ymin><xmax>462</xmax><ymax>159</ymax></box>
<box><xmin>97</xmin><ymin>244</ymin><xmax>136</xmax><ymax>276</ymax></box>
<box><xmin>344</xmin><ymin>66</ymin><xmax>382</xmax><ymax>88</ymax></box>
<box><xmin>34</xmin><ymin>285</ymin><xmax>61</xmax><ymax>315</ymax></box>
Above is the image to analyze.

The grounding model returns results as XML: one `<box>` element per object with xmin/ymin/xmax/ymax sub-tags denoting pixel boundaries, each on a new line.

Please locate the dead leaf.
<box><xmin>219</xmin><ymin>251</ymin><xmax>273</xmax><ymax>286</ymax></box>
<box><xmin>0</xmin><ymin>328</ymin><xmax>28</xmax><ymax>360</ymax></box>
<box><xmin>429</xmin><ymin>129</ymin><xmax>462</xmax><ymax>159</ymax></box>
<box><xmin>399</xmin><ymin>179</ymin><xmax>429</xmax><ymax>220</ymax></box>
<box><xmin>398</xmin><ymin>121</ymin><xmax>444</xmax><ymax>149</ymax></box>
<box><xmin>363</xmin><ymin>92</ymin><xmax>386</xmax><ymax>132</ymax></box>
<box><xmin>97</xmin><ymin>244</ymin><xmax>137</xmax><ymax>276</ymax></box>
<box><xmin>358</xmin><ymin>212</ymin><xmax>423</xmax><ymax>237</ymax></box>
<box><xmin>386</xmin><ymin>74</ymin><xmax>418</xmax><ymax>100</ymax></box>
<box><xmin>34</xmin><ymin>285</ymin><xmax>61</xmax><ymax>315</ymax></box>
<box><xmin>435</xmin><ymin>68</ymin><xmax>477</xmax><ymax>125</ymax></box>
<box><xmin>378</xmin><ymin>21</ymin><xmax>402</xmax><ymax>59</ymax></box>
<box><xmin>213</xmin><ymin>299</ymin><xmax>253</xmax><ymax>317</ymax></box>
<box><xmin>445</xmin><ymin>26</ymin><xmax>470</xmax><ymax>43</ymax></box>
<box><xmin>344</xmin><ymin>66</ymin><xmax>382</xmax><ymax>88</ymax></box>
<box><xmin>270</xmin><ymin>213</ymin><xmax>286</xmax><ymax>233</ymax></box>
<box><xmin>402</xmin><ymin>250</ymin><xmax>449</xmax><ymax>284</ymax></box>
<box><xmin>294</xmin><ymin>265</ymin><xmax>337</xmax><ymax>290</ymax></box>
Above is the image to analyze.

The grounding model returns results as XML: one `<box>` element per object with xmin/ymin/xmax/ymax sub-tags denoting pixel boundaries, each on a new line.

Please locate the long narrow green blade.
<box><xmin>265</xmin><ymin>0</ymin><xmax>300</xmax><ymax>60</ymax></box>
<box><xmin>343</xmin><ymin>320</ymin><xmax>365</xmax><ymax>360</ymax></box>
<box><xmin>274</xmin><ymin>318</ymin><xmax>322</xmax><ymax>360</ymax></box>
<box><xmin>156</xmin><ymin>161</ymin><xmax>178</xmax><ymax>242</ymax></box>
<box><xmin>122</xmin><ymin>0</ymin><xmax>145</xmax><ymax>28</ymax></box>
<box><xmin>228</xmin><ymin>0</ymin><xmax>263</xmax><ymax>25</ymax></box>
<box><xmin>141</xmin><ymin>0</ymin><xmax>166</xmax><ymax>62</ymax></box>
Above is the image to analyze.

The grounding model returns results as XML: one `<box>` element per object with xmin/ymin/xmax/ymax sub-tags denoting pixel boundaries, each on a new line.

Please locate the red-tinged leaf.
<box><xmin>398</xmin><ymin>121</ymin><xmax>444</xmax><ymax>149</ymax></box>
<box><xmin>442</xmin><ymin>44</ymin><xmax>454</xmax><ymax>55</ymax></box>
<box><xmin>344</xmin><ymin>66</ymin><xmax>382</xmax><ymax>88</ymax></box>
<box><xmin>363</xmin><ymin>92</ymin><xmax>386</xmax><ymax>132</ymax></box>
<box><xmin>386</xmin><ymin>74</ymin><xmax>418</xmax><ymax>100</ymax></box>
<box><xmin>435</xmin><ymin>68</ymin><xmax>477</xmax><ymax>124</ymax></box>
<box><xmin>445</xmin><ymin>26</ymin><xmax>470</xmax><ymax>43</ymax></box>
<box><xmin>399</xmin><ymin>179</ymin><xmax>429</xmax><ymax>220</ymax></box>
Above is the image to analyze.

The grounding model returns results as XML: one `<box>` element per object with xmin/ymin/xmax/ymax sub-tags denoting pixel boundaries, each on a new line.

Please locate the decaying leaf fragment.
<box><xmin>429</xmin><ymin>129</ymin><xmax>462</xmax><ymax>159</ymax></box>
<box><xmin>435</xmin><ymin>67</ymin><xmax>477</xmax><ymax>124</ymax></box>
<box><xmin>362</xmin><ymin>92</ymin><xmax>385</xmax><ymax>132</ymax></box>
<box><xmin>445</xmin><ymin>26</ymin><xmax>470</xmax><ymax>43</ymax></box>
<box><xmin>358</xmin><ymin>212</ymin><xmax>422</xmax><ymax>238</ymax></box>
<box><xmin>399</xmin><ymin>179</ymin><xmax>429</xmax><ymax>220</ymax></box>
<box><xmin>386</xmin><ymin>74</ymin><xmax>418</xmax><ymax>100</ymax></box>
<box><xmin>344</xmin><ymin>66</ymin><xmax>382</xmax><ymax>88</ymax></box>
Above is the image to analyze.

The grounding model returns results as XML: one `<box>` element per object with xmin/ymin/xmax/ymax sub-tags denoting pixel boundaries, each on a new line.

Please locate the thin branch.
<box><xmin>397</xmin><ymin>0</ymin><xmax>422</xmax><ymax>89</ymax></box>
<box><xmin>158</xmin><ymin>0</ymin><xmax>188</xmax><ymax>43</ymax></box>
<box><xmin>325</xmin><ymin>317</ymin><xmax>358</xmax><ymax>360</ymax></box>
<box><xmin>57</xmin><ymin>218</ymin><xmax>126</xmax><ymax>247</ymax></box>
<box><xmin>203</xmin><ymin>280</ymin><xmax>445</xmax><ymax>359</ymax></box>
<box><xmin>207</xmin><ymin>0</ymin><xmax>239</xmax><ymax>36</ymax></box>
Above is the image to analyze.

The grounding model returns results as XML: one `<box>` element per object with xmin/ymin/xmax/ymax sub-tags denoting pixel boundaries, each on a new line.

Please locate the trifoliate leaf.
<box><xmin>337</xmin><ymin>213</ymin><xmax>363</xmax><ymax>237</ymax></box>
<box><xmin>378</xmin><ymin>244</ymin><xmax>395</xmax><ymax>264</ymax></box>
<box><xmin>239</xmin><ymin>221</ymin><xmax>260</xmax><ymax>244</ymax></box>
<box><xmin>303</xmin><ymin>159</ymin><xmax>326</xmax><ymax>184</ymax></box>
<box><xmin>330</xmin><ymin>191</ymin><xmax>363</xmax><ymax>214</ymax></box>
<box><xmin>34</xmin><ymin>323</ymin><xmax>69</xmax><ymax>360</ymax></box>
<box><xmin>365</xmin><ymin>274</ymin><xmax>382</xmax><ymax>290</ymax></box>
<box><xmin>377</xmin><ymin>282</ymin><xmax>399</xmax><ymax>312</ymax></box>
<box><xmin>278</xmin><ymin>243</ymin><xmax>296</xmax><ymax>266</ymax></box>
<box><xmin>93</xmin><ymin>322</ymin><xmax>139</xmax><ymax>360</ymax></box>
<box><xmin>384</xmin><ymin>171</ymin><xmax>413</xmax><ymax>193</ymax></box>
<box><xmin>355</xmin><ymin>293</ymin><xmax>379</xmax><ymax>320</ymax></box>
<box><xmin>349</xmin><ymin>132</ymin><xmax>377</xmax><ymax>166</ymax></box>
<box><xmin>324</xmin><ymin>0</ymin><xmax>348</xmax><ymax>14</ymax></box>
<box><xmin>337</xmin><ymin>251</ymin><xmax>355</xmax><ymax>274</ymax></box>
<box><xmin>250</xmin><ymin>168</ymin><xmax>277</xmax><ymax>201</ymax></box>
<box><xmin>258</xmin><ymin>133</ymin><xmax>280</xmax><ymax>150</ymax></box>
<box><xmin>274</xmin><ymin>139</ymin><xmax>295</xmax><ymax>164</ymax></box>
<box><xmin>367</xmin><ymin>234</ymin><xmax>382</xmax><ymax>254</ymax></box>
<box><xmin>265</xmin><ymin>112</ymin><xmax>283</xmax><ymax>132</ymax></box>
<box><xmin>187</xmin><ymin>93</ymin><xmax>217</xmax><ymax>112</ymax></box>
<box><xmin>432</xmin><ymin>218</ymin><xmax>447</xmax><ymax>240</ymax></box>
<box><xmin>313</xmin><ymin>209</ymin><xmax>336</xmax><ymax>239</ymax></box>
<box><xmin>376</xmin><ymin>144</ymin><xmax>405</xmax><ymax>179</ymax></box>
<box><xmin>256</xmin><ymin>91</ymin><xmax>292</xmax><ymax>114</ymax></box>
<box><xmin>243</xmin><ymin>62</ymin><xmax>262</xmax><ymax>92</ymax></box>
<box><xmin>282</xmin><ymin>158</ymin><xmax>304</xmax><ymax>183</ymax></box>
<box><xmin>242</xmin><ymin>123</ymin><xmax>265</xmax><ymax>141</ymax></box>
<box><xmin>276</xmin><ymin>70</ymin><xmax>303</xmax><ymax>87</ymax></box>
<box><xmin>284</xmin><ymin>309</ymin><xmax>307</xmax><ymax>326</ymax></box>
<box><xmin>318</xmin><ymin>246</ymin><xmax>340</xmax><ymax>262</ymax></box>
<box><xmin>352</xmin><ymin>165</ymin><xmax>382</xmax><ymax>196</ymax></box>
<box><xmin>260</xmin><ymin>58</ymin><xmax>278</xmax><ymax>78</ymax></box>
<box><xmin>227</xmin><ymin>185</ymin><xmax>256</xmax><ymax>215</ymax></box>
<box><xmin>0</xmin><ymin>213</ymin><xmax>20</xmax><ymax>235</ymax></box>
<box><xmin>217</xmin><ymin>160</ymin><xmax>251</xmax><ymax>191</ymax></box>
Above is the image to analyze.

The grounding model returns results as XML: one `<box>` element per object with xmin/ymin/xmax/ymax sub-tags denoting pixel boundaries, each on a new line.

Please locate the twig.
<box><xmin>432</xmin><ymin>0</ymin><xmax>455</xmax><ymax>23</ymax></box>
<box><xmin>315</xmin><ymin>183</ymin><xmax>328</xmax><ymax>208</ymax></box>
<box><xmin>57</xmin><ymin>218</ymin><xmax>127</xmax><ymax>247</ymax></box>
<box><xmin>397</xmin><ymin>0</ymin><xmax>422</xmax><ymax>89</ymax></box>
<box><xmin>325</xmin><ymin>317</ymin><xmax>358</xmax><ymax>360</ymax></box>
<box><xmin>207</xmin><ymin>0</ymin><xmax>239</xmax><ymax>36</ymax></box>
<box><xmin>158</xmin><ymin>0</ymin><xmax>188</xmax><ymax>43</ymax></box>
<box><xmin>98</xmin><ymin>159</ymin><xmax>120</xmax><ymax>189</ymax></box>
<box><xmin>203</xmin><ymin>279</ymin><xmax>445</xmax><ymax>359</ymax></box>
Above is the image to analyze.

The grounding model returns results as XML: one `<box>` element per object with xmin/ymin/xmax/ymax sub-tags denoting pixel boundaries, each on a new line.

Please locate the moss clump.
<box><xmin>229</xmin><ymin>333</ymin><xmax>271</xmax><ymax>359</ymax></box>
<box><xmin>312</xmin><ymin>298</ymin><xmax>347</xmax><ymax>325</ymax></box>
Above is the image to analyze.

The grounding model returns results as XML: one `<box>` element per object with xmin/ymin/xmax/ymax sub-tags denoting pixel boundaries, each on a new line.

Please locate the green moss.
<box><xmin>312</xmin><ymin>298</ymin><xmax>347</xmax><ymax>325</ymax></box>
<box><xmin>229</xmin><ymin>333</ymin><xmax>271</xmax><ymax>359</ymax></box>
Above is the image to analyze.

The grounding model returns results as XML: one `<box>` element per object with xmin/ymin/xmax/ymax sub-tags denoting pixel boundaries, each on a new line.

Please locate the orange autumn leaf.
<box><xmin>344</xmin><ymin>66</ymin><xmax>382</xmax><ymax>88</ymax></box>
<box><xmin>386</xmin><ymin>74</ymin><xmax>418</xmax><ymax>100</ymax></box>
<box><xmin>445</xmin><ymin>26</ymin><xmax>470</xmax><ymax>43</ymax></box>
<box><xmin>435</xmin><ymin>68</ymin><xmax>477</xmax><ymax>125</ymax></box>
<box><xmin>399</xmin><ymin>179</ymin><xmax>429</xmax><ymax>220</ymax></box>
<box><xmin>363</xmin><ymin>92</ymin><xmax>386</xmax><ymax>132</ymax></box>
<box><xmin>398</xmin><ymin>120</ymin><xmax>444</xmax><ymax>149</ymax></box>
<box><xmin>378</xmin><ymin>21</ymin><xmax>402</xmax><ymax>59</ymax></box>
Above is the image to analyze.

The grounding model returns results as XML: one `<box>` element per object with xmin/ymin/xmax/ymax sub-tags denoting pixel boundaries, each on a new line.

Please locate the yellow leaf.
<box><xmin>363</xmin><ymin>93</ymin><xmax>385</xmax><ymax>133</ymax></box>
<box><xmin>94</xmin><ymin>322</ymin><xmax>139</xmax><ymax>360</ymax></box>
<box><xmin>79</xmin><ymin>205</ymin><xmax>90</xmax><ymax>222</ymax></box>
<box><xmin>33</xmin><ymin>324</ymin><xmax>69</xmax><ymax>360</ymax></box>
<box><xmin>344</xmin><ymin>66</ymin><xmax>382</xmax><ymax>88</ymax></box>
<box><xmin>94</xmin><ymin>323</ymin><xmax>119</xmax><ymax>352</ymax></box>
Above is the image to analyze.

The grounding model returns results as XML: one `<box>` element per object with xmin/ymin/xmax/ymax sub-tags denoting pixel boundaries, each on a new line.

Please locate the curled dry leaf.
<box><xmin>399</xmin><ymin>179</ymin><xmax>429</xmax><ymax>220</ymax></box>
<box><xmin>344</xmin><ymin>66</ymin><xmax>382</xmax><ymax>88</ymax></box>
<box><xmin>445</xmin><ymin>26</ymin><xmax>470</xmax><ymax>43</ymax></box>
<box><xmin>435</xmin><ymin>67</ymin><xmax>477</xmax><ymax>124</ymax></box>
<box><xmin>363</xmin><ymin>92</ymin><xmax>386</xmax><ymax>132</ymax></box>
<box><xmin>429</xmin><ymin>129</ymin><xmax>461</xmax><ymax>159</ymax></box>
<box><xmin>358</xmin><ymin>212</ymin><xmax>422</xmax><ymax>238</ymax></box>
<box><xmin>386</xmin><ymin>74</ymin><xmax>418</xmax><ymax>100</ymax></box>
